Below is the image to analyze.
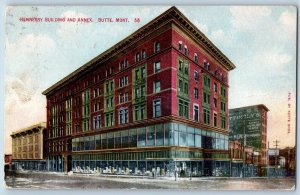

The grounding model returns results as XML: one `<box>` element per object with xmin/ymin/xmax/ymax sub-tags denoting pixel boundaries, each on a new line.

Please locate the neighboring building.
<box><xmin>280</xmin><ymin>146</ymin><xmax>296</xmax><ymax>176</ymax></box>
<box><xmin>4</xmin><ymin>154</ymin><xmax>12</xmax><ymax>170</ymax></box>
<box><xmin>229</xmin><ymin>105</ymin><xmax>269</xmax><ymax>167</ymax></box>
<box><xmin>42</xmin><ymin>6</ymin><xmax>235</xmax><ymax>176</ymax></box>
<box><xmin>229</xmin><ymin>140</ymin><xmax>259</xmax><ymax>177</ymax></box>
<box><xmin>10</xmin><ymin>122</ymin><xmax>47</xmax><ymax>171</ymax></box>
<box><xmin>268</xmin><ymin>148</ymin><xmax>280</xmax><ymax>166</ymax></box>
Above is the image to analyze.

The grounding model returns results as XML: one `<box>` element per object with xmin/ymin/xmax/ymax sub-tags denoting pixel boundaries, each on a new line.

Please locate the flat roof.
<box><xmin>11</xmin><ymin>122</ymin><xmax>46</xmax><ymax>136</ymax></box>
<box><xmin>42</xmin><ymin>6</ymin><xmax>236</xmax><ymax>96</ymax></box>
<box><xmin>229</xmin><ymin>104</ymin><xmax>270</xmax><ymax>112</ymax></box>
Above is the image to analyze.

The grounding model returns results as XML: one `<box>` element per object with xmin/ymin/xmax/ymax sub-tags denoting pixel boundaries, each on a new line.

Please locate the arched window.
<box><xmin>142</xmin><ymin>50</ymin><xmax>146</xmax><ymax>59</ymax></box>
<box><xmin>184</xmin><ymin>45</ymin><xmax>188</xmax><ymax>55</ymax></box>
<box><xmin>154</xmin><ymin>41</ymin><xmax>160</xmax><ymax>53</ymax></box>
<box><xmin>194</xmin><ymin>53</ymin><xmax>198</xmax><ymax>62</ymax></box>
<box><xmin>135</xmin><ymin>52</ymin><xmax>140</xmax><ymax>62</ymax></box>
<box><xmin>178</xmin><ymin>41</ymin><xmax>182</xmax><ymax>51</ymax></box>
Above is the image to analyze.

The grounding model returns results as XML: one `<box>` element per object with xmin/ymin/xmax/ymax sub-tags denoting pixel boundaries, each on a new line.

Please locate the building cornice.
<box><xmin>229</xmin><ymin>104</ymin><xmax>270</xmax><ymax>112</ymax></box>
<box><xmin>42</xmin><ymin>6</ymin><xmax>236</xmax><ymax>96</ymax></box>
<box><xmin>11</xmin><ymin>122</ymin><xmax>46</xmax><ymax>137</ymax></box>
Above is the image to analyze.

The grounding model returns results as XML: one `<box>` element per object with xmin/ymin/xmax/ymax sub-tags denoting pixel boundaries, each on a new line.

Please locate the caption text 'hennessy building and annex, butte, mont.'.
<box><xmin>41</xmin><ymin>6</ymin><xmax>236</xmax><ymax>176</ymax></box>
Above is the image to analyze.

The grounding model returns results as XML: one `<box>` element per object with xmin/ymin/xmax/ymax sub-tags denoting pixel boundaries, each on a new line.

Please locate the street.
<box><xmin>4</xmin><ymin>171</ymin><xmax>295</xmax><ymax>190</ymax></box>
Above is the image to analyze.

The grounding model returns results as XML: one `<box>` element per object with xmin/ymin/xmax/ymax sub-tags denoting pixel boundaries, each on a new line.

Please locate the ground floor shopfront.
<box><xmin>46</xmin><ymin>121</ymin><xmax>230</xmax><ymax>176</ymax></box>
<box><xmin>71</xmin><ymin>152</ymin><xmax>230</xmax><ymax>177</ymax></box>
<box><xmin>12</xmin><ymin>160</ymin><xmax>47</xmax><ymax>171</ymax></box>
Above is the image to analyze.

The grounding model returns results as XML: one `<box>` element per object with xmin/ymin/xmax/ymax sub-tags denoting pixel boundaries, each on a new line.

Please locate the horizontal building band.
<box><xmin>67</xmin><ymin>122</ymin><xmax>229</xmax><ymax>153</ymax></box>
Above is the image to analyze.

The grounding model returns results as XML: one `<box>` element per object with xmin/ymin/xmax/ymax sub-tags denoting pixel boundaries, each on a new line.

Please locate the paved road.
<box><xmin>4</xmin><ymin>171</ymin><xmax>296</xmax><ymax>190</ymax></box>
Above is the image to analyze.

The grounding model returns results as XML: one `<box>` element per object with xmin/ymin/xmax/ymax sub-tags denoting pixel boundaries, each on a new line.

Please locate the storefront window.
<box><xmin>115</xmin><ymin>131</ymin><xmax>121</xmax><ymax>148</ymax></box>
<box><xmin>156</xmin><ymin>124</ymin><xmax>164</xmax><ymax>146</ymax></box>
<box><xmin>188</xmin><ymin>133</ymin><xmax>194</xmax><ymax>147</ymax></box>
<box><xmin>174</xmin><ymin>131</ymin><xmax>179</xmax><ymax>146</ymax></box>
<box><xmin>101</xmin><ymin>133</ymin><xmax>107</xmax><ymax>149</ymax></box>
<box><xmin>107</xmin><ymin>132</ymin><xmax>114</xmax><ymax>149</ymax></box>
<box><xmin>147</xmin><ymin>126</ymin><xmax>155</xmax><ymax>146</ymax></box>
<box><xmin>137</xmin><ymin>128</ymin><xmax>146</xmax><ymax>147</ymax></box>
<box><xmin>195</xmin><ymin>134</ymin><xmax>201</xmax><ymax>148</ymax></box>
<box><xmin>95</xmin><ymin>135</ymin><xmax>101</xmax><ymax>150</ymax></box>
<box><xmin>121</xmin><ymin>130</ymin><xmax>129</xmax><ymax>148</ymax></box>
<box><xmin>129</xmin><ymin>129</ymin><xmax>137</xmax><ymax>147</ymax></box>
<box><xmin>179</xmin><ymin>132</ymin><xmax>187</xmax><ymax>146</ymax></box>
<box><xmin>89</xmin><ymin>136</ymin><xmax>95</xmax><ymax>150</ymax></box>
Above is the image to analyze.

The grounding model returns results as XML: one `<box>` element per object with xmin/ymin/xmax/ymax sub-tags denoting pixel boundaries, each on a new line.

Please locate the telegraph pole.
<box><xmin>273</xmin><ymin>140</ymin><xmax>280</xmax><ymax>167</ymax></box>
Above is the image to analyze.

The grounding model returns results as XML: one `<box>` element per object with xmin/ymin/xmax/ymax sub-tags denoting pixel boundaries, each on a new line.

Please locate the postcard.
<box><xmin>4</xmin><ymin>5</ymin><xmax>296</xmax><ymax>190</ymax></box>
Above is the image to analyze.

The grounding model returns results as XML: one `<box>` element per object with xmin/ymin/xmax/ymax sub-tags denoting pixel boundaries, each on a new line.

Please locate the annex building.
<box><xmin>10</xmin><ymin>122</ymin><xmax>47</xmax><ymax>171</ymax></box>
<box><xmin>229</xmin><ymin>104</ymin><xmax>269</xmax><ymax>176</ymax></box>
<box><xmin>42</xmin><ymin>6</ymin><xmax>235</xmax><ymax>176</ymax></box>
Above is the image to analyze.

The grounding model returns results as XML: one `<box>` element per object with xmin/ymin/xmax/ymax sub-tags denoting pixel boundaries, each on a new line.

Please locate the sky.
<box><xmin>4</xmin><ymin>6</ymin><xmax>296</xmax><ymax>154</ymax></box>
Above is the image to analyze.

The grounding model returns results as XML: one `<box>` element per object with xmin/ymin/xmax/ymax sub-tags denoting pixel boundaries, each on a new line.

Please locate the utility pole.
<box><xmin>273</xmin><ymin>140</ymin><xmax>280</xmax><ymax>167</ymax></box>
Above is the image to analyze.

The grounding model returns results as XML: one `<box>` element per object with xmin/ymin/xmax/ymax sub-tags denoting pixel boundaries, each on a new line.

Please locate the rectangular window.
<box><xmin>141</xmin><ymin>85</ymin><xmax>145</xmax><ymax>97</ymax></box>
<box><xmin>154</xmin><ymin>61</ymin><xmax>161</xmax><ymax>73</ymax></box>
<box><xmin>154</xmin><ymin>81</ymin><xmax>161</xmax><ymax>93</ymax></box>
<box><xmin>184</xmin><ymin>82</ymin><xmax>188</xmax><ymax>94</ymax></box>
<box><xmin>141</xmin><ymin>66</ymin><xmax>146</xmax><ymax>79</ymax></box>
<box><xmin>194</xmin><ymin>105</ymin><xmax>199</xmax><ymax>121</ymax></box>
<box><xmin>214</xmin><ymin>98</ymin><xmax>217</xmax><ymax>108</ymax></box>
<box><xmin>179</xmin><ymin>99</ymin><xmax>189</xmax><ymax>119</ymax></box>
<box><xmin>124</xmin><ymin>92</ymin><xmax>129</xmax><ymax>102</ymax></box>
<box><xmin>221</xmin><ymin>116</ymin><xmax>226</xmax><ymax>129</ymax></box>
<box><xmin>125</xmin><ymin>75</ymin><xmax>129</xmax><ymax>85</ymax></box>
<box><xmin>178</xmin><ymin>79</ymin><xmax>183</xmax><ymax>92</ymax></box>
<box><xmin>194</xmin><ymin>70</ymin><xmax>199</xmax><ymax>81</ymax></box>
<box><xmin>214</xmin><ymin>83</ymin><xmax>217</xmax><ymax>92</ymax></box>
<box><xmin>141</xmin><ymin>104</ymin><xmax>145</xmax><ymax>120</ymax></box>
<box><xmin>110</xmin><ymin>81</ymin><xmax>114</xmax><ymax>91</ymax></box>
<box><xmin>221</xmin><ymin>86</ymin><xmax>226</xmax><ymax>97</ymax></box>
<box><xmin>119</xmin><ymin>93</ymin><xmax>124</xmax><ymax>103</ymax></box>
<box><xmin>179</xmin><ymin>61</ymin><xmax>183</xmax><ymax>72</ymax></box>
<box><xmin>153</xmin><ymin>99</ymin><xmax>161</xmax><ymax>117</ymax></box>
<box><xmin>214</xmin><ymin>113</ymin><xmax>217</xmax><ymax>127</ymax></box>
<box><xmin>119</xmin><ymin>108</ymin><xmax>129</xmax><ymax>125</ymax></box>
<box><xmin>106</xmin><ymin>98</ymin><xmax>110</xmax><ymax>108</ymax></box>
<box><xmin>119</xmin><ymin>77</ymin><xmax>124</xmax><ymax>88</ymax></box>
<box><xmin>194</xmin><ymin>88</ymin><xmax>198</xmax><ymax>99</ymax></box>
<box><xmin>184</xmin><ymin>64</ymin><xmax>189</xmax><ymax>75</ymax></box>
<box><xmin>203</xmin><ymin>92</ymin><xmax>210</xmax><ymax>105</ymax></box>
<box><xmin>221</xmin><ymin>101</ymin><xmax>226</xmax><ymax>112</ymax></box>
<box><xmin>203</xmin><ymin>109</ymin><xmax>210</xmax><ymax>125</ymax></box>
<box><xmin>135</xmin><ymin>69</ymin><xmax>139</xmax><ymax>81</ymax></box>
<box><xmin>204</xmin><ymin>76</ymin><xmax>211</xmax><ymax>89</ymax></box>
<box><xmin>93</xmin><ymin>115</ymin><xmax>101</xmax><ymax>129</ymax></box>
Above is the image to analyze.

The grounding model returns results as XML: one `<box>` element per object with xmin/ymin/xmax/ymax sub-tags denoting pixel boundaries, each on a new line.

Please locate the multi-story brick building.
<box><xmin>42</xmin><ymin>6</ymin><xmax>235</xmax><ymax>176</ymax></box>
<box><xmin>10</xmin><ymin>122</ymin><xmax>47</xmax><ymax>171</ymax></box>
<box><xmin>229</xmin><ymin>104</ymin><xmax>269</xmax><ymax>168</ymax></box>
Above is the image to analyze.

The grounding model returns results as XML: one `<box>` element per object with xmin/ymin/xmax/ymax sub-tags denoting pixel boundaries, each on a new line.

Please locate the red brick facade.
<box><xmin>43</xmin><ymin>7</ymin><xmax>235</xmax><ymax>173</ymax></box>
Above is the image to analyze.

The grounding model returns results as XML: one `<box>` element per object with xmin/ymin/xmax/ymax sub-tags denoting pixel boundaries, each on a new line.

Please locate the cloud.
<box><xmin>230</xmin><ymin>6</ymin><xmax>272</xmax><ymax>31</ymax></box>
<box><xmin>279</xmin><ymin>10</ymin><xmax>297</xmax><ymax>38</ymax></box>
<box><xmin>255</xmin><ymin>50</ymin><xmax>292</xmax><ymax>74</ymax></box>
<box><xmin>211</xmin><ymin>29</ymin><xmax>225</xmax><ymax>41</ymax></box>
